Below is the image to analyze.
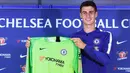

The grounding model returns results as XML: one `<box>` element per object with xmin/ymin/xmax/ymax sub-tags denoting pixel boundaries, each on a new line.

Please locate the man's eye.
<box><xmin>89</xmin><ymin>11</ymin><xmax>94</xmax><ymax>14</ymax></box>
<box><xmin>82</xmin><ymin>12</ymin><xmax>86</xmax><ymax>14</ymax></box>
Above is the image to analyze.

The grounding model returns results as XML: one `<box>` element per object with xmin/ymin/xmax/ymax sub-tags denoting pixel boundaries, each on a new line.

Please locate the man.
<box><xmin>71</xmin><ymin>1</ymin><xmax>112</xmax><ymax>73</ymax></box>
<box><xmin>26</xmin><ymin>1</ymin><xmax>113</xmax><ymax>73</ymax></box>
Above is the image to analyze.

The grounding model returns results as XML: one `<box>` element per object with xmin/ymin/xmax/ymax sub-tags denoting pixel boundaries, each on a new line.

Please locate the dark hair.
<box><xmin>80</xmin><ymin>1</ymin><xmax>97</xmax><ymax>12</ymax></box>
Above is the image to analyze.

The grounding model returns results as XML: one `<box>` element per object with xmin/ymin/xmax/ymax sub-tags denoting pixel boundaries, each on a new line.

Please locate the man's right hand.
<box><xmin>25</xmin><ymin>37</ymin><xmax>30</xmax><ymax>49</ymax></box>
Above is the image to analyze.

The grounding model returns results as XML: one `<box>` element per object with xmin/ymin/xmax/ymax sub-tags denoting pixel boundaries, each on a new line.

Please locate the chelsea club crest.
<box><xmin>93</xmin><ymin>38</ymin><xmax>100</xmax><ymax>45</ymax></box>
<box><xmin>61</xmin><ymin>49</ymin><xmax>67</xmax><ymax>56</ymax></box>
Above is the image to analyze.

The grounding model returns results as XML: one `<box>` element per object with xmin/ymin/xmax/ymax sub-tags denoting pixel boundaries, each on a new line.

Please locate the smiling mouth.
<box><xmin>86</xmin><ymin>19</ymin><xmax>91</xmax><ymax>21</ymax></box>
<box><xmin>85</xmin><ymin>18</ymin><xmax>91</xmax><ymax>21</ymax></box>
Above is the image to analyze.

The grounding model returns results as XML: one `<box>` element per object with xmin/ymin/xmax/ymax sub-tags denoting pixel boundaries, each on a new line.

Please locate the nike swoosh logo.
<box><xmin>39</xmin><ymin>48</ymin><xmax>46</xmax><ymax>50</ymax></box>
<box><xmin>20</xmin><ymin>54</ymin><xmax>27</xmax><ymax>58</ymax></box>
<box><xmin>116</xmin><ymin>40</ymin><xmax>127</xmax><ymax>45</ymax></box>
<box><xmin>0</xmin><ymin>67</ymin><xmax>6</xmax><ymax>71</ymax></box>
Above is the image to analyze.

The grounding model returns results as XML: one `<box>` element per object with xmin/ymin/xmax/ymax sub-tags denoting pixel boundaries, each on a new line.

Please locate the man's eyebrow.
<box><xmin>89</xmin><ymin>11</ymin><xmax>95</xmax><ymax>12</ymax></box>
<box><xmin>82</xmin><ymin>10</ymin><xmax>95</xmax><ymax>12</ymax></box>
<box><xmin>82</xmin><ymin>11</ymin><xmax>86</xmax><ymax>12</ymax></box>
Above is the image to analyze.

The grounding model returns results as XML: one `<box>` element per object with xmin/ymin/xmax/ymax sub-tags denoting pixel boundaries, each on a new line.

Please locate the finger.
<box><xmin>71</xmin><ymin>38</ymin><xmax>78</xmax><ymax>42</ymax></box>
<box><xmin>70</xmin><ymin>38</ymin><xmax>75</xmax><ymax>41</ymax></box>
<box><xmin>27</xmin><ymin>37</ymin><xmax>30</xmax><ymax>40</ymax></box>
<box><xmin>70</xmin><ymin>38</ymin><xmax>73</xmax><ymax>40</ymax></box>
<box><xmin>25</xmin><ymin>40</ymin><xmax>30</xmax><ymax>48</ymax></box>
<box><xmin>73</xmin><ymin>40</ymin><xmax>77</xmax><ymax>43</ymax></box>
<box><xmin>75</xmin><ymin>43</ymin><xmax>78</xmax><ymax>46</ymax></box>
<box><xmin>74</xmin><ymin>42</ymin><xmax>79</xmax><ymax>47</ymax></box>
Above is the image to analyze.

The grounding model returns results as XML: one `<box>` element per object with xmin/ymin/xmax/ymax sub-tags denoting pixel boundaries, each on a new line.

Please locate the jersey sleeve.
<box><xmin>72</xmin><ymin>43</ymin><xmax>79</xmax><ymax>73</ymax></box>
<box><xmin>83</xmin><ymin>32</ymin><xmax>113</xmax><ymax>66</ymax></box>
<box><xmin>25</xmin><ymin>43</ymin><xmax>31</xmax><ymax>73</ymax></box>
<box><xmin>78</xmin><ymin>50</ymin><xmax>82</xmax><ymax>73</ymax></box>
<box><xmin>25</xmin><ymin>38</ymin><xmax>35</xmax><ymax>73</ymax></box>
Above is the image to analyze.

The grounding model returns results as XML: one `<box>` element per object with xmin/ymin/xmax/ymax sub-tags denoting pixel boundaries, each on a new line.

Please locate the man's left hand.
<box><xmin>71</xmin><ymin>38</ymin><xmax>86</xmax><ymax>49</ymax></box>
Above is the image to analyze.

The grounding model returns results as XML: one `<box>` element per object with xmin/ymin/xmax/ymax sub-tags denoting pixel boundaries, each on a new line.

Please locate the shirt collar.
<box><xmin>80</xmin><ymin>27</ymin><xmax>100</xmax><ymax>34</ymax></box>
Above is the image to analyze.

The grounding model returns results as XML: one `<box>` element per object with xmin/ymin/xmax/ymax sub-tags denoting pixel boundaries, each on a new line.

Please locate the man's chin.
<box><xmin>85</xmin><ymin>22</ymin><xmax>92</xmax><ymax>25</ymax></box>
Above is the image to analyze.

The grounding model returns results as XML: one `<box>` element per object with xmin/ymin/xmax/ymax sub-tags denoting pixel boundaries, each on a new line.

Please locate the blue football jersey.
<box><xmin>71</xmin><ymin>28</ymin><xmax>113</xmax><ymax>73</ymax></box>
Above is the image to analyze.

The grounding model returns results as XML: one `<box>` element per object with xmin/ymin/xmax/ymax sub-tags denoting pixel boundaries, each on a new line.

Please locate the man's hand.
<box><xmin>25</xmin><ymin>37</ymin><xmax>30</xmax><ymax>49</ymax></box>
<box><xmin>71</xmin><ymin>38</ymin><xmax>86</xmax><ymax>49</ymax></box>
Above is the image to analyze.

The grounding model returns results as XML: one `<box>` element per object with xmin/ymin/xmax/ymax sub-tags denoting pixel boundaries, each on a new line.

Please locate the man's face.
<box><xmin>80</xmin><ymin>6</ymin><xmax>97</xmax><ymax>25</ymax></box>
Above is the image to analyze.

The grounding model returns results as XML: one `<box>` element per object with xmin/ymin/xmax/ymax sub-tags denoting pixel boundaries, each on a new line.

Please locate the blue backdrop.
<box><xmin>0</xmin><ymin>8</ymin><xmax>130</xmax><ymax>73</ymax></box>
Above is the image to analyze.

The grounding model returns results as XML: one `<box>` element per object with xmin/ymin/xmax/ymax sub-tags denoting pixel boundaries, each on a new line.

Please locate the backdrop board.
<box><xmin>0</xmin><ymin>8</ymin><xmax>130</xmax><ymax>73</ymax></box>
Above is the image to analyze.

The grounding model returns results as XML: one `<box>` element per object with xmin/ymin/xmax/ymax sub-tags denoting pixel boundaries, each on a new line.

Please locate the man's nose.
<box><xmin>86</xmin><ymin>13</ymin><xmax>91</xmax><ymax>18</ymax></box>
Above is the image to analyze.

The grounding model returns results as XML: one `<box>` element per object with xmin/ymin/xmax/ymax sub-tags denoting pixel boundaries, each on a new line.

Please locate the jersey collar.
<box><xmin>81</xmin><ymin>27</ymin><xmax>100</xmax><ymax>35</ymax></box>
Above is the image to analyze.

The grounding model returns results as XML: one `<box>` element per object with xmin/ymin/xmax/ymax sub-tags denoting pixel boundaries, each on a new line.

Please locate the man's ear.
<box><xmin>80</xmin><ymin>13</ymin><xmax>82</xmax><ymax>19</ymax></box>
<box><xmin>95</xmin><ymin>12</ymin><xmax>98</xmax><ymax>18</ymax></box>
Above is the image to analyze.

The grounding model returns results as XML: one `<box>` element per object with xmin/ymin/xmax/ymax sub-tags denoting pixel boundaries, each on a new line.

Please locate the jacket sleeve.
<box><xmin>83</xmin><ymin>32</ymin><xmax>113</xmax><ymax>66</ymax></box>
